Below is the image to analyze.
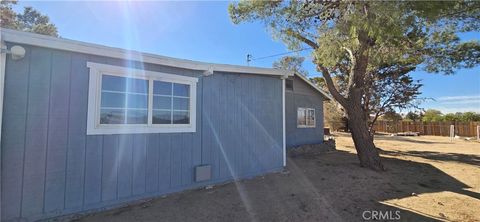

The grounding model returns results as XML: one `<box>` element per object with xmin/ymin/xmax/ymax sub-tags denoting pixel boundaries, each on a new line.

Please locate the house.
<box><xmin>0</xmin><ymin>28</ymin><xmax>330</xmax><ymax>221</ymax></box>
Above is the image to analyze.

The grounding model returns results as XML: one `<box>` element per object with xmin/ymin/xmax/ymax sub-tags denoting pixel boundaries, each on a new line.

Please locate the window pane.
<box><xmin>102</xmin><ymin>75</ymin><xmax>148</xmax><ymax>93</ymax></box>
<box><xmin>173</xmin><ymin>83</ymin><xmax>189</xmax><ymax>97</ymax></box>
<box><xmin>153</xmin><ymin>110</ymin><xmax>172</xmax><ymax>124</ymax></box>
<box><xmin>153</xmin><ymin>81</ymin><xmax>172</xmax><ymax>95</ymax></box>
<box><xmin>153</xmin><ymin>96</ymin><xmax>171</xmax><ymax>110</ymax></box>
<box><xmin>307</xmin><ymin>109</ymin><xmax>315</xmax><ymax>126</ymax></box>
<box><xmin>127</xmin><ymin>94</ymin><xmax>148</xmax><ymax>109</ymax></box>
<box><xmin>173</xmin><ymin>97</ymin><xmax>189</xmax><ymax>110</ymax></box>
<box><xmin>100</xmin><ymin>109</ymin><xmax>125</xmax><ymax>124</ymax></box>
<box><xmin>127</xmin><ymin>78</ymin><xmax>148</xmax><ymax>94</ymax></box>
<box><xmin>102</xmin><ymin>75</ymin><xmax>126</xmax><ymax>92</ymax></box>
<box><xmin>297</xmin><ymin>108</ymin><xmax>306</xmax><ymax>126</ymax></box>
<box><xmin>101</xmin><ymin>92</ymin><xmax>126</xmax><ymax>108</ymax></box>
<box><xmin>126</xmin><ymin>109</ymin><xmax>147</xmax><ymax>124</ymax></box>
<box><xmin>173</xmin><ymin>111</ymin><xmax>189</xmax><ymax>124</ymax></box>
<box><xmin>286</xmin><ymin>79</ymin><xmax>293</xmax><ymax>90</ymax></box>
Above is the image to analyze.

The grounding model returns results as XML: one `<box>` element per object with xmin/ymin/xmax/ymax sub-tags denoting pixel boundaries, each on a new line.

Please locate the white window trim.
<box><xmin>297</xmin><ymin>107</ymin><xmax>316</xmax><ymax>128</ymax></box>
<box><xmin>86</xmin><ymin>62</ymin><xmax>198</xmax><ymax>135</ymax></box>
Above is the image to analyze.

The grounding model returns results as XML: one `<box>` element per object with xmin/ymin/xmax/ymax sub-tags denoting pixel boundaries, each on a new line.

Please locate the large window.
<box><xmin>87</xmin><ymin>62</ymin><xmax>197</xmax><ymax>135</ymax></box>
<box><xmin>297</xmin><ymin>107</ymin><xmax>315</xmax><ymax>128</ymax></box>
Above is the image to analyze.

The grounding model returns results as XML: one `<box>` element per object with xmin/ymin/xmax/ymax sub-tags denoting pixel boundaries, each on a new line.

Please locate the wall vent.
<box><xmin>195</xmin><ymin>165</ymin><xmax>211</xmax><ymax>182</ymax></box>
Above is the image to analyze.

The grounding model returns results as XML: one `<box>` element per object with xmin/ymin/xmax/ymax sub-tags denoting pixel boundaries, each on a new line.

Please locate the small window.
<box><xmin>285</xmin><ymin>79</ymin><xmax>293</xmax><ymax>91</ymax></box>
<box><xmin>297</xmin><ymin>107</ymin><xmax>315</xmax><ymax>128</ymax></box>
<box><xmin>100</xmin><ymin>75</ymin><xmax>149</xmax><ymax>124</ymax></box>
<box><xmin>87</xmin><ymin>62</ymin><xmax>198</xmax><ymax>135</ymax></box>
<box><xmin>152</xmin><ymin>81</ymin><xmax>191</xmax><ymax>125</ymax></box>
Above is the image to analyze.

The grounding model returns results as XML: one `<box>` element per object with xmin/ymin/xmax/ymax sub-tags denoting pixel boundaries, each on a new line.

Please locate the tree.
<box><xmin>444</xmin><ymin>113</ymin><xmax>460</xmax><ymax>122</ymax></box>
<box><xmin>229</xmin><ymin>1</ymin><xmax>480</xmax><ymax>170</ymax></box>
<box><xmin>381</xmin><ymin>111</ymin><xmax>403</xmax><ymax>122</ymax></box>
<box><xmin>422</xmin><ymin>109</ymin><xmax>444</xmax><ymax>122</ymax></box>
<box><xmin>459</xmin><ymin>112</ymin><xmax>480</xmax><ymax>122</ymax></box>
<box><xmin>405</xmin><ymin>111</ymin><xmax>421</xmax><ymax>122</ymax></box>
<box><xmin>273</xmin><ymin>56</ymin><xmax>346</xmax><ymax>131</ymax></box>
<box><xmin>0</xmin><ymin>1</ymin><xmax>58</xmax><ymax>37</ymax></box>
<box><xmin>273</xmin><ymin>56</ymin><xmax>309</xmax><ymax>76</ymax></box>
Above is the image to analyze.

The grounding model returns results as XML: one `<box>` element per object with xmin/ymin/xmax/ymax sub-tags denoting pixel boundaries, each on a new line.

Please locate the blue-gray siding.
<box><xmin>285</xmin><ymin>76</ymin><xmax>325</xmax><ymax>148</ymax></box>
<box><xmin>1</xmin><ymin>43</ymin><xmax>283</xmax><ymax>221</ymax></box>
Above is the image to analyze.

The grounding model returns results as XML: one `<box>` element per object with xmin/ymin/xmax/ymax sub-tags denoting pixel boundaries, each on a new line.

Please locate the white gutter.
<box><xmin>0</xmin><ymin>28</ymin><xmax>292</xmax><ymax>77</ymax></box>
<box><xmin>0</xmin><ymin>38</ymin><xmax>6</xmax><ymax>221</ymax></box>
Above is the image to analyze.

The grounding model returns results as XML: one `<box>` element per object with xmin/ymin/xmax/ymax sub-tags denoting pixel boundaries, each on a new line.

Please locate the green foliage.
<box><xmin>273</xmin><ymin>56</ymin><xmax>308</xmax><ymax>76</ymax></box>
<box><xmin>230</xmin><ymin>0</ymin><xmax>479</xmax><ymax>169</ymax></box>
<box><xmin>381</xmin><ymin>111</ymin><xmax>403</xmax><ymax>122</ymax></box>
<box><xmin>229</xmin><ymin>0</ymin><xmax>479</xmax><ymax>129</ymax></box>
<box><xmin>444</xmin><ymin>113</ymin><xmax>461</xmax><ymax>122</ymax></box>
<box><xmin>422</xmin><ymin>109</ymin><xmax>444</xmax><ymax>122</ymax></box>
<box><xmin>458</xmin><ymin>112</ymin><xmax>480</xmax><ymax>122</ymax></box>
<box><xmin>405</xmin><ymin>111</ymin><xmax>421</xmax><ymax>122</ymax></box>
<box><xmin>422</xmin><ymin>110</ymin><xmax>480</xmax><ymax>122</ymax></box>
<box><xmin>0</xmin><ymin>1</ymin><xmax>58</xmax><ymax>37</ymax></box>
<box><xmin>229</xmin><ymin>1</ymin><xmax>480</xmax><ymax>76</ymax></box>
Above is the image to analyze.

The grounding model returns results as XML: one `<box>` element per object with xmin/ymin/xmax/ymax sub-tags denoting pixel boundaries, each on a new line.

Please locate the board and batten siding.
<box><xmin>285</xmin><ymin>75</ymin><xmax>325</xmax><ymax>148</ymax></box>
<box><xmin>1</xmin><ymin>43</ymin><xmax>283</xmax><ymax>221</ymax></box>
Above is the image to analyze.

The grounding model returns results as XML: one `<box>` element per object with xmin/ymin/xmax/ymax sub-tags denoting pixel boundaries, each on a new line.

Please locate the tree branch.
<box><xmin>318</xmin><ymin>65</ymin><xmax>348</xmax><ymax>107</ymax></box>
<box><xmin>287</xmin><ymin>29</ymin><xmax>319</xmax><ymax>49</ymax></box>
<box><xmin>287</xmin><ymin>29</ymin><xmax>348</xmax><ymax>108</ymax></box>
<box><xmin>343</xmin><ymin>46</ymin><xmax>356</xmax><ymax>96</ymax></box>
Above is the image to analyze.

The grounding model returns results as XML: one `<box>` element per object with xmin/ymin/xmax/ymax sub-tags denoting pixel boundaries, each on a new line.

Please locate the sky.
<box><xmin>13</xmin><ymin>1</ymin><xmax>480</xmax><ymax>114</ymax></box>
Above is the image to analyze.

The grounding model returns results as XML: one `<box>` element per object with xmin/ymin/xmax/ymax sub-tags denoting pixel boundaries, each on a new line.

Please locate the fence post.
<box><xmin>477</xmin><ymin>125</ymin><xmax>480</xmax><ymax>142</ymax></box>
<box><xmin>450</xmin><ymin>125</ymin><xmax>455</xmax><ymax>141</ymax></box>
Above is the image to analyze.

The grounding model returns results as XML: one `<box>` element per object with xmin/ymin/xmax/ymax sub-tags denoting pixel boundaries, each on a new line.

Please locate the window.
<box><xmin>285</xmin><ymin>79</ymin><xmax>294</xmax><ymax>91</ymax></box>
<box><xmin>87</xmin><ymin>62</ymin><xmax>197</xmax><ymax>135</ymax></box>
<box><xmin>297</xmin><ymin>107</ymin><xmax>315</xmax><ymax>128</ymax></box>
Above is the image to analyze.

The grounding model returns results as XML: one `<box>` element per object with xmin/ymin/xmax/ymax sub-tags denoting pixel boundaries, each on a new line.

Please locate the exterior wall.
<box><xmin>285</xmin><ymin>76</ymin><xmax>325</xmax><ymax>148</ymax></box>
<box><xmin>1</xmin><ymin>43</ymin><xmax>283</xmax><ymax>221</ymax></box>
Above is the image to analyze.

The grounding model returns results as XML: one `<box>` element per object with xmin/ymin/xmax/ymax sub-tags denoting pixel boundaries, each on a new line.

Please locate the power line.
<box><xmin>247</xmin><ymin>47</ymin><xmax>313</xmax><ymax>65</ymax></box>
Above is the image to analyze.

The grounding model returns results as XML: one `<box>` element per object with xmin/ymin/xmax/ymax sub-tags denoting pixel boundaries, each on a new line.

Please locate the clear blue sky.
<box><xmin>14</xmin><ymin>1</ymin><xmax>480</xmax><ymax>113</ymax></box>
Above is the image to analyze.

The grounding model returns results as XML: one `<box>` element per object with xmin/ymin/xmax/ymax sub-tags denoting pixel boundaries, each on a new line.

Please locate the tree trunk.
<box><xmin>346</xmin><ymin>105</ymin><xmax>385</xmax><ymax>171</ymax></box>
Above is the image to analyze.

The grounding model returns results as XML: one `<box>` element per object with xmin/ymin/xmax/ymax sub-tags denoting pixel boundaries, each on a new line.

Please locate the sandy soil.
<box><xmin>75</xmin><ymin>133</ymin><xmax>479</xmax><ymax>222</ymax></box>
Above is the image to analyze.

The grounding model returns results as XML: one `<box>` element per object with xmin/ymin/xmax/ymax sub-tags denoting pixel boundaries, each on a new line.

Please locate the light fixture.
<box><xmin>203</xmin><ymin>65</ymin><xmax>214</xmax><ymax>76</ymax></box>
<box><xmin>1</xmin><ymin>45</ymin><xmax>26</xmax><ymax>60</ymax></box>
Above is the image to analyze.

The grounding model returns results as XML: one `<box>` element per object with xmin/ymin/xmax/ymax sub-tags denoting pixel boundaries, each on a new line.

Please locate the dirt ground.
<box><xmin>76</xmin><ymin>133</ymin><xmax>479</xmax><ymax>222</ymax></box>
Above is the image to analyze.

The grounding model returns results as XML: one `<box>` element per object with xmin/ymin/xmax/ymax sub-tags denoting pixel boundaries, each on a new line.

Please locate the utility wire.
<box><xmin>247</xmin><ymin>47</ymin><xmax>313</xmax><ymax>64</ymax></box>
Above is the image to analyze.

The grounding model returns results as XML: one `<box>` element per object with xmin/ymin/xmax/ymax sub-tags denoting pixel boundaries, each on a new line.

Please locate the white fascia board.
<box><xmin>295</xmin><ymin>73</ymin><xmax>333</xmax><ymax>101</ymax></box>
<box><xmin>86</xmin><ymin>62</ymin><xmax>199</xmax><ymax>83</ymax></box>
<box><xmin>0</xmin><ymin>28</ymin><xmax>293</xmax><ymax>77</ymax></box>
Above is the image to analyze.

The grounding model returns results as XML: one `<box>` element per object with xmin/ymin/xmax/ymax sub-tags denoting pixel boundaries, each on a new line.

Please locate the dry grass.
<box><xmin>76</xmin><ymin>134</ymin><xmax>480</xmax><ymax>222</ymax></box>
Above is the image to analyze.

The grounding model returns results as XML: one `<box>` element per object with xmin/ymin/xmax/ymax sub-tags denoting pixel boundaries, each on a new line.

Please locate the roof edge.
<box><xmin>0</xmin><ymin>28</ymin><xmax>293</xmax><ymax>77</ymax></box>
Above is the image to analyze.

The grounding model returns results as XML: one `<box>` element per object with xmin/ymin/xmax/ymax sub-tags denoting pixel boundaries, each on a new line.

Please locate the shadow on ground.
<box><xmin>379</xmin><ymin>149</ymin><xmax>480</xmax><ymax>166</ymax></box>
<box><xmin>374</xmin><ymin>136</ymin><xmax>451</xmax><ymax>145</ymax></box>
<box><xmin>75</xmin><ymin>148</ymin><xmax>479</xmax><ymax>222</ymax></box>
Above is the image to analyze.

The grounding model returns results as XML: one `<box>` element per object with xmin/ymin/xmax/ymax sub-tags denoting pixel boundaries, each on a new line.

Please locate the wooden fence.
<box><xmin>373</xmin><ymin>120</ymin><xmax>480</xmax><ymax>137</ymax></box>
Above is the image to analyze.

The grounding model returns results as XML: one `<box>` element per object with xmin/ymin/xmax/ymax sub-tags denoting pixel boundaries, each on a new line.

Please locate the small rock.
<box><xmin>411</xmin><ymin>192</ymin><xmax>418</xmax><ymax>196</ymax></box>
<box><xmin>438</xmin><ymin>202</ymin><xmax>444</xmax><ymax>206</ymax></box>
<box><xmin>205</xmin><ymin>185</ymin><xmax>214</xmax><ymax>190</ymax></box>
<box><xmin>439</xmin><ymin>213</ymin><xmax>446</xmax><ymax>218</ymax></box>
